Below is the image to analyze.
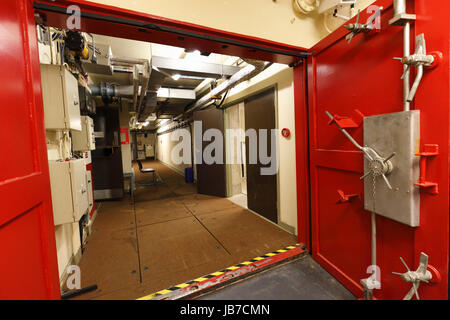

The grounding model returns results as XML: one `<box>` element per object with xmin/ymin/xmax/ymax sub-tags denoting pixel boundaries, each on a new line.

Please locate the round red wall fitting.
<box><xmin>281</xmin><ymin>128</ymin><xmax>290</xmax><ymax>138</ymax></box>
<box><xmin>428</xmin><ymin>51</ymin><xmax>443</xmax><ymax>69</ymax></box>
<box><xmin>427</xmin><ymin>264</ymin><xmax>442</xmax><ymax>284</ymax></box>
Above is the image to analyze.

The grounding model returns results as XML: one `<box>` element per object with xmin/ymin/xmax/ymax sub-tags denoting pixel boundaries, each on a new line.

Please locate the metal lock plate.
<box><xmin>363</xmin><ymin>110</ymin><xmax>420</xmax><ymax>226</ymax></box>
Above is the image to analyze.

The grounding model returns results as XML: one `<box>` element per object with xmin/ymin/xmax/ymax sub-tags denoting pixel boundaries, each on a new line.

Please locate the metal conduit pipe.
<box><xmin>393</xmin><ymin>0</ymin><xmax>411</xmax><ymax>111</ymax></box>
<box><xmin>393</xmin><ymin>0</ymin><xmax>407</xmax><ymax>15</ymax></box>
<box><xmin>371</xmin><ymin>212</ymin><xmax>377</xmax><ymax>268</ymax></box>
<box><xmin>407</xmin><ymin>64</ymin><xmax>423</xmax><ymax>103</ymax></box>
<box><xmin>173</xmin><ymin>59</ymin><xmax>266</xmax><ymax>121</ymax></box>
<box><xmin>90</xmin><ymin>84</ymin><xmax>142</xmax><ymax>97</ymax></box>
<box><xmin>131</xmin><ymin>65</ymin><xmax>140</xmax><ymax>113</ymax></box>
<box><xmin>114</xmin><ymin>85</ymin><xmax>142</xmax><ymax>96</ymax></box>
<box><xmin>137</xmin><ymin>60</ymin><xmax>150</xmax><ymax>115</ymax></box>
<box><xmin>199</xmin><ymin>61</ymin><xmax>274</xmax><ymax>111</ymax></box>
<box><xmin>403</xmin><ymin>21</ymin><xmax>411</xmax><ymax>111</ymax></box>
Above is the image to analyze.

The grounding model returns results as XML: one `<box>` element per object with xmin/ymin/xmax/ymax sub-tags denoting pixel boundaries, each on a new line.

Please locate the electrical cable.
<box><xmin>213</xmin><ymin>89</ymin><xmax>229</xmax><ymax>109</ymax></box>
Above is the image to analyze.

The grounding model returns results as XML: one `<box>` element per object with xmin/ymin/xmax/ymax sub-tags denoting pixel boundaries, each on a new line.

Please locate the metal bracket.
<box><xmin>327</xmin><ymin>109</ymin><xmax>364</xmax><ymax>128</ymax></box>
<box><xmin>344</xmin><ymin>7</ymin><xmax>383</xmax><ymax>44</ymax></box>
<box><xmin>415</xmin><ymin>144</ymin><xmax>439</xmax><ymax>195</ymax></box>
<box><xmin>389</xmin><ymin>0</ymin><xmax>416</xmax><ymax>26</ymax></box>
<box><xmin>389</xmin><ymin>12</ymin><xmax>416</xmax><ymax>26</ymax></box>
<box><xmin>393</xmin><ymin>34</ymin><xmax>437</xmax><ymax>102</ymax></box>
<box><xmin>336</xmin><ymin>189</ymin><xmax>359</xmax><ymax>204</ymax></box>
<box><xmin>392</xmin><ymin>252</ymin><xmax>440</xmax><ymax>300</ymax></box>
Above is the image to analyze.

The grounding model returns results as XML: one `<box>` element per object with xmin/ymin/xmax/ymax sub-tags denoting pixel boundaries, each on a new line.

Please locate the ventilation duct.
<box><xmin>173</xmin><ymin>59</ymin><xmax>266</xmax><ymax>121</ymax></box>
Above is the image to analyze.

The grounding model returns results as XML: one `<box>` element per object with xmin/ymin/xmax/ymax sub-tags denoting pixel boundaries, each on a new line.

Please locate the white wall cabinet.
<box><xmin>40</xmin><ymin>64</ymin><xmax>81</xmax><ymax>131</ymax></box>
<box><xmin>48</xmin><ymin>159</ymin><xmax>89</xmax><ymax>225</ymax></box>
<box><xmin>72</xmin><ymin>116</ymin><xmax>95</xmax><ymax>151</ymax></box>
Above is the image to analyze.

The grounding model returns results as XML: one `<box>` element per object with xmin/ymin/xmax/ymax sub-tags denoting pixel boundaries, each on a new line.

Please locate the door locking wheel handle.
<box><xmin>326</xmin><ymin>111</ymin><xmax>395</xmax><ymax>190</ymax></box>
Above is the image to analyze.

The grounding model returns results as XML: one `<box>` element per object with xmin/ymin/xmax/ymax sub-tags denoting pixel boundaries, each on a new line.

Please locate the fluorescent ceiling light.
<box><xmin>172</xmin><ymin>74</ymin><xmax>181</xmax><ymax>81</ymax></box>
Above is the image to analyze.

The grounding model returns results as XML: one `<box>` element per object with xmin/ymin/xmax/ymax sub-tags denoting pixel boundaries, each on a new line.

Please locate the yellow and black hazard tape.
<box><xmin>138</xmin><ymin>243</ymin><xmax>304</xmax><ymax>300</ymax></box>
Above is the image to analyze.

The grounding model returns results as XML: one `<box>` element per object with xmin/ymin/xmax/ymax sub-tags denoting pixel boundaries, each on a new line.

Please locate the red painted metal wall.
<box><xmin>0</xmin><ymin>0</ymin><xmax>60</xmax><ymax>299</ymax></box>
<box><xmin>307</xmin><ymin>0</ymin><xmax>449</xmax><ymax>299</ymax></box>
<box><xmin>1</xmin><ymin>0</ymin><xmax>447</xmax><ymax>300</ymax></box>
<box><xmin>0</xmin><ymin>0</ymin><xmax>308</xmax><ymax>299</ymax></box>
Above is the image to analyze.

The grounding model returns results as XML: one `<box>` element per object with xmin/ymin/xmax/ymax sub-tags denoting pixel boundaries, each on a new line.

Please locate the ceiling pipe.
<box><xmin>90</xmin><ymin>83</ymin><xmax>141</xmax><ymax>97</ymax></box>
<box><xmin>136</xmin><ymin>60</ymin><xmax>151</xmax><ymax>115</ymax></box>
<box><xmin>110</xmin><ymin>56</ymin><xmax>148</xmax><ymax>66</ymax></box>
<box><xmin>173</xmin><ymin>59</ymin><xmax>266</xmax><ymax>121</ymax></box>
<box><xmin>131</xmin><ymin>65</ymin><xmax>140</xmax><ymax>113</ymax></box>
<box><xmin>90</xmin><ymin>84</ymin><xmax>196</xmax><ymax>100</ymax></box>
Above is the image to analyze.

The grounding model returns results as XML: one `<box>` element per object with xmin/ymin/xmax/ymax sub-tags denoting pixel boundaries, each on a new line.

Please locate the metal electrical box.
<box><xmin>363</xmin><ymin>111</ymin><xmax>421</xmax><ymax>227</ymax></box>
<box><xmin>82</xmin><ymin>43</ymin><xmax>113</xmax><ymax>75</ymax></box>
<box><xmin>72</xmin><ymin>116</ymin><xmax>95</xmax><ymax>151</ymax></box>
<box><xmin>40</xmin><ymin>64</ymin><xmax>81</xmax><ymax>131</ymax></box>
<box><xmin>48</xmin><ymin>159</ymin><xmax>89</xmax><ymax>225</ymax></box>
<box><xmin>86</xmin><ymin>170</ymin><xmax>93</xmax><ymax>214</ymax></box>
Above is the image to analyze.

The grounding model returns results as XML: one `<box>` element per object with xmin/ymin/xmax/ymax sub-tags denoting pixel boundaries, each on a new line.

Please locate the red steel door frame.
<box><xmin>307</xmin><ymin>0</ymin><xmax>449</xmax><ymax>299</ymax></box>
<box><xmin>32</xmin><ymin>0</ymin><xmax>307</xmax><ymax>65</ymax></box>
<box><xmin>8</xmin><ymin>0</ymin><xmax>447</xmax><ymax>300</ymax></box>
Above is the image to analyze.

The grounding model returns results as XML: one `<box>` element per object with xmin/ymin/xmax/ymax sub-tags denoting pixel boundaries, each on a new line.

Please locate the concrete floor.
<box><xmin>198</xmin><ymin>255</ymin><xmax>355</xmax><ymax>300</ymax></box>
<box><xmin>73</xmin><ymin>160</ymin><xmax>297</xmax><ymax>300</ymax></box>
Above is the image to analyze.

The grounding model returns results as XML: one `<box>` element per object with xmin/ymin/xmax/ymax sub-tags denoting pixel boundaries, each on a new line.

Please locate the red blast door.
<box><xmin>0</xmin><ymin>0</ymin><xmax>60</xmax><ymax>299</ymax></box>
<box><xmin>307</xmin><ymin>0</ymin><xmax>449</xmax><ymax>299</ymax></box>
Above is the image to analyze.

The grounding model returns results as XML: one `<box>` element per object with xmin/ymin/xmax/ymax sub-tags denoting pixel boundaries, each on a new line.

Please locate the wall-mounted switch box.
<box><xmin>72</xmin><ymin>116</ymin><xmax>95</xmax><ymax>151</ymax></box>
<box><xmin>48</xmin><ymin>159</ymin><xmax>89</xmax><ymax>225</ymax></box>
<box><xmin>40</xmin><ymin>64</ymin><xmax>81</xmax><ymax>131</ymax></box>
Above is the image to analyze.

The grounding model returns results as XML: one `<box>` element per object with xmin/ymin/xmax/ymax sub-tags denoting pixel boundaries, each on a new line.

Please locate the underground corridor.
<box><xmin>30</xmin><ymin>9</ymin><xmax>312</xmax><ymax>300</ymax></box>
<box><xmin>2</xmin><ymin>0</ymin><xmax>449</xmax><ymax>302</ymax></box>
<box><xmin>75</xmin><ymin>160</ymin><xmax>352</xmax><ymax>300</ymax></box>
<box><xmin>75</xmin><ymin>160</ymin><xmax>298</xmax><ymax>299</ymax></box>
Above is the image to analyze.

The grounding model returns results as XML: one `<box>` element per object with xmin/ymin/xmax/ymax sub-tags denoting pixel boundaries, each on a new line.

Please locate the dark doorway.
<box><xmin>194</xmin><ymin>108</ymin><xmax>227</xmax><ymax>197</ymax></box>
<box><xmin>91</xmin><ymin>106</ymin><xmax>124</xmax><ymax>200</ymax></box>
<box><xmin>244</xmin><ymin>88</ymin><xmax>278</xmax><ymax>223</ymax></box>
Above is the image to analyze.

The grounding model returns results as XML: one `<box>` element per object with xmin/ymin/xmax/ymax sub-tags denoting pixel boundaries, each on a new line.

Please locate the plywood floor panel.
<box><xmin>135</xmin><ymin>198</ymin><xmax>191</xmax><ymax>227</ymax></box>
<box><xmin>137</xmin><ymin>216</ymin><xmax>231</xmax><ymax>283</ymax></box>
<box><xmin>90</xmin><ymin>205</ymin><xmax>135</xmax><ymax>233</ymax></box>
<box><xmin>183</xmin><ymin>197</ymin><xmax>240</xmax><ymax>216</ymax></box>
<box><xmin>134</xmin><ymin>185</ymin><xmax>176</xmax><ymax>202</ymax></box>
<box><xmin>75</xmin><ymin>160</ymin><xmax>297</xmax><ymax>300</ymax></box>
<box><xmin>76</xmin><ymin>228</ymin><xmax>140</xmax><ymax>299</ymax></box>
<box><xmin>197</xmin><ymin>207</ymin><xmax>298</xmax><ymax>261</ymax></box>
